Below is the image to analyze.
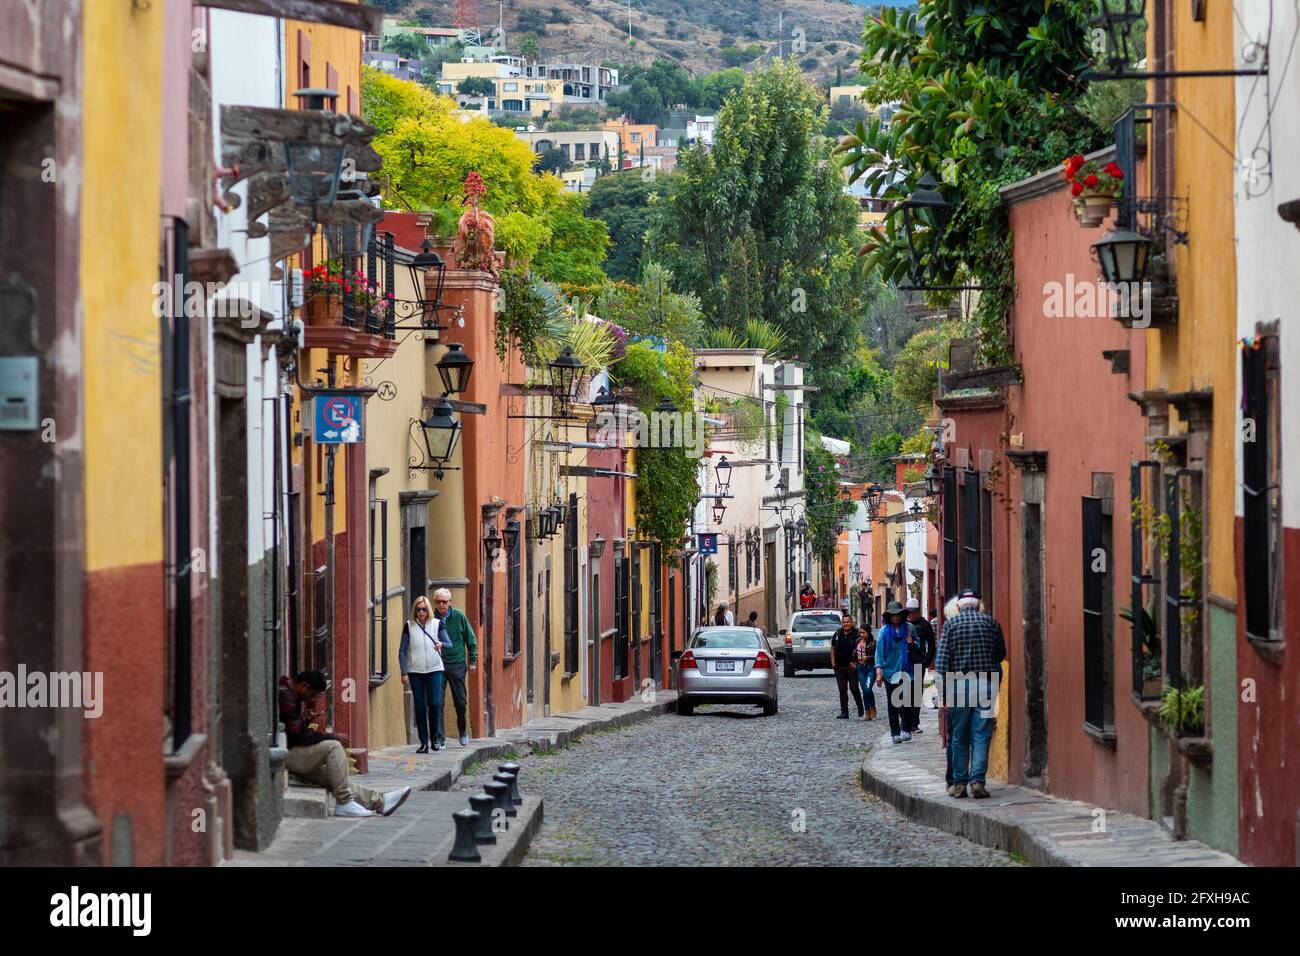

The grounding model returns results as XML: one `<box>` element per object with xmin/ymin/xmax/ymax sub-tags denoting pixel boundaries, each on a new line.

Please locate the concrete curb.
<box><xmin>858</xmin><ymin>711</ymin><xmax>1242</xmax><ymax>867</ymax></box>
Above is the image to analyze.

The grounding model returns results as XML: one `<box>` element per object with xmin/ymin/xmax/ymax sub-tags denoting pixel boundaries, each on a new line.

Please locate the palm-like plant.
<box><xmin>743</xmin><ymin>318</ymin><xmax>786</xmax><ymax>356</ymax></box>
<box><xmin>699</xmin><ymin>326</ymin><xmax>743</xmax><ymax>349</ymax></box>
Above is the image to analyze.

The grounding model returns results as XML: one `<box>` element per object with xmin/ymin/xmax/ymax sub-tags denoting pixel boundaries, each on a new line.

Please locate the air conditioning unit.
<box><xmin>289</xmin><ymin>268</ymin><xmax>304</xmax><ymax>309</ymax></box>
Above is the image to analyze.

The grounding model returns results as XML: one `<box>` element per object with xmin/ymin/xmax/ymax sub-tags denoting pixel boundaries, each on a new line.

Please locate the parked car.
<box><xmin>672</xmin><ymin>626</ymin><xmax>778</xmax><ymax>717</ymax></box>
<box><xmin>779</xmin><ymin>609</ymin><xmax>843</xmax><ymax>677</ymax></box>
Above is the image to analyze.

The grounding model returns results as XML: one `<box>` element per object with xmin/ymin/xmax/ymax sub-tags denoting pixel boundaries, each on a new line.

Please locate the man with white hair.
<box><xmin>431</xmin><ymin>588</ymin><xmax>477</xmax><ymax>747</ymax></box>
<box><xmin>934</xmin><ymin>586</ymin><xmax>1005</xmax><ymax>799</ymax></box>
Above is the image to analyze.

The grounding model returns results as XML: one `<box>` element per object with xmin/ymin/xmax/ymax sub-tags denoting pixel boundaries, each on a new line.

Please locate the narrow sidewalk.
<box><xmin>230</xmin><ymin>690</ymin><xmax>676</xmax><ymax>866</ymax></box>
<box><xmin>859</xmin><ymin>706</ymin><xmax>1242</xmax><ymax>866</ymax></box>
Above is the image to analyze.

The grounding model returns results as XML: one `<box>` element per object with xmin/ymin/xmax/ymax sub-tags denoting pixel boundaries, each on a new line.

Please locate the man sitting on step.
<box><xmin>279</xmin><ymin>670</ymin><xmax>411</xmax><ymax>818</ymax></box>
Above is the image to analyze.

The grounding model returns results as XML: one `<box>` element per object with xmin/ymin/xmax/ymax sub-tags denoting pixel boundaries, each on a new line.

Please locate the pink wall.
<box><xmin>1002</xmin><ymin>174</ymin><xmax>1150</xmax><ymax>814</ymax></box>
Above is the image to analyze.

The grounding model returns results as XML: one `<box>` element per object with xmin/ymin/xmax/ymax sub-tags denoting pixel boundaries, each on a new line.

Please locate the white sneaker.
<box><xmin>459</xmin><ymin>734</ymin><xmax>469</xmax><ymax>747</ymax></box>
<box><xmin>901</xmin><ymin>731</ymin><xmax>913</xmax><ymax>741</ymax></box>
<box><xmin>381</xmin><ymin>786</ymin><xmax>412</xmax><ymax>817</ymax></box>
<box><xmin>334</xmin><ymin>800</ymin><xmax>374</xmax><ymax>818</ymax></box>
<box><xmin>892</xmin><ymin>735</ymin><xmax>903</xmax><ymax>745</ymax></box>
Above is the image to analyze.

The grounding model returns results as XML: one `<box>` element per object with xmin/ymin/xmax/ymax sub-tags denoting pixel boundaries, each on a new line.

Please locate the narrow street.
<box><xmin>454</xmin><ymin>669</ymin><xmax>1015</xmax><ymax>866</ymax></box>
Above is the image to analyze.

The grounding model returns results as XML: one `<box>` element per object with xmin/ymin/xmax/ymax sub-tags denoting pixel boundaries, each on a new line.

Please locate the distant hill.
<box><xmin>375</xmin><ymin>0</ymin><xmax>874</xmax><ymax>83</ymax></box>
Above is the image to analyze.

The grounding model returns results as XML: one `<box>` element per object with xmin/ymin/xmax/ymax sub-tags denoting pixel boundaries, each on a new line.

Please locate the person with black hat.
<box><xmin>874</xmin><ymin>601</ymin><xmax>915</xmax><ymax>744</ymax></box>
<box><xmin>935</xmin><ymin>586</ymin><xmax>1005</xmax><ymax>799</ymax></box>
<box><xmin>831</xmin><ymin>613</ymin><xmax>866</xmax><ymax>719</ymax></box>
<box><xmin>905</xmin><ymin>597</ymin><xmax>935</xmax><ymax>733</ymax></box>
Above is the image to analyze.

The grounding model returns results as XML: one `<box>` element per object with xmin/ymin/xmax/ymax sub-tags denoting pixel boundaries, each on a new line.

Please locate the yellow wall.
<box><xmin>82</xmin><ymin>0</ymin><xmax>164</xmax><ymax>572</ymax></box>
<box><xmin>1169</xmin><ymin>2</ymin><xmax>1237</xmax><ymax>600</ymax></box>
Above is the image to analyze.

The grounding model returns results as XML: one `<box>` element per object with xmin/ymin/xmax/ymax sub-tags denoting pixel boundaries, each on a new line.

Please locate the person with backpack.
<box><xmin>874</xmin><ymin>601</ymin><xmax>915</xmax><ymax>744</ymax></box>
<box><xmin>905</xmin><ymin>598</ymin><xmax>935</xmax><ymax>733</ymax></box>
<box><xmin>714</xmin><ymin>601</ymin><xmax>735</xmax><ymax>626</ymax></box>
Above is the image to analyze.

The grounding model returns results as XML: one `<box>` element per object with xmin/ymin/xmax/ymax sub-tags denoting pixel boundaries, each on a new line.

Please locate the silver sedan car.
<box><xmin>673</xmin><ymin>626</ymin><xmax>779</xmax><ymax>716</ymax></box>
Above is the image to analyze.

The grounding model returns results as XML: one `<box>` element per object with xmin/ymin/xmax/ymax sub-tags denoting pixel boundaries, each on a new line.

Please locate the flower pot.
<box><xmin>303</xmin><ymin>294</ymin><xmax>343</xmax><ymax>325</ymax></box>
<box><xmin>1074</xmin><ymin>193</ymin><xmax>1116</xmax><ymax>227</ymax></box>
<box><xmin>1142</xmin><ymin>676</ymin><xmax>1162</xmax><ymax>699</ymax></box>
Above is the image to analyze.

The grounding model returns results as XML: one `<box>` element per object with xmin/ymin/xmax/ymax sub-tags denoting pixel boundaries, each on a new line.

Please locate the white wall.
<box><xmin>1234</xmin><ymin>3</ymin><xmax>1300</xmax><ymax>526</ymax></box>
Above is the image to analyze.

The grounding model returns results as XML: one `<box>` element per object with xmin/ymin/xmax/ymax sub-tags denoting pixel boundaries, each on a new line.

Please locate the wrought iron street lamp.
<box><xmin>436</xmin><ymin>343</ymin><xmax>474</xmax><ymax>396</ymax></box>
<box><xmin>711</xmin><ymin>500</ymin><xmax>727</xmax><ymax>524</ymax></box>
<box><xmin>590</xmin><ymin>533</ymin><xmax>606</xmax><ymax>559</ymax></box>
<box><xmin>484</xmin><ymin>524</ymin><xmax>502</xmax><ymax>562</ymax></box>
<box><xmin>895</xmin><ymin>536</ymin><xmax>905</xmax><ymax>558</ymax></box>
<box><xmin>403</xmin><ymin>239</ymin><xmax>448</xmax><ymax>329</ymax></box>
<box><xmin>1093</xmin><ymin>228</ymin><xmax>1152</xmax><ymax>285</ymax></box>
<box><xmin>503</xmin><ymin>519</ymin><xmax>520</xmax><ymax>556</ymax></box>
<box><xmin>549</xmin><ymin>347</ymin><xmax>585</xmax><ymax>419</ymax></box>
<box><xmin>864</xmin><ymin>482</ymin><xmax>885</xmax><ymax>518</ymax></box>
<box><xmin>286</xmin><ymin>88</ymin><xmax>346</xmax><ymax>211</ymax></box>
<box><xmin>415</xmin><ymin>395</ymin><xmax>461</xmax><ymax>480</ymax></box>
<box><xmin>924</xmin><ymin>464</ymin><xmax>943</xmax><ymax>497</ymax></box>
<box><xmin>714</xmin><ymin>455</ymin><xmax>732</xmax><ymax>493</ymax></box>
<box><xmin>553</xmin><ymin>496</ymin><xmax>568</xmax><ymax>529</ymax></box>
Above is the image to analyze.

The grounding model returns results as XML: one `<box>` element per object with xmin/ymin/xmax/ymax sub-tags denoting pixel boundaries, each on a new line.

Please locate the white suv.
<box><xmin>779</xmin><ymin>609</ymin><xmax>844</xmax><ymax>677</ymax></box>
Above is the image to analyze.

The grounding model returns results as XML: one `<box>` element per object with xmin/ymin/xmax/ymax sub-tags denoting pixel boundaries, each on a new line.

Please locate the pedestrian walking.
<box><xmin>714</xmin><ymin>601</ymin><xmax>735</xmax><ymax>626</ymax></box>
<box><xmin>905</xmin><ymin>597</ymin><xmax>936</xmax><ymax>733</ymax></box>
<box><xmin>935</xmin><ymin>587</ymin><xmax>1006</xmax><ymax>799</ymax></box>
<box><xmin>279</xmin><ymin>671</ymin><xmax>411</xmax><ymax>818</ymax></box>
<box><xmin>432</xmin><ymin>587</ymin><xmax>478</xmax><ymax>747</ymax></box>
<box><xmin>936</xmin><ymin>596</ymin><xmax>961</xmax><ymax>788</ymax></box>
<box><xmin>857</xmin><ymin>581</ymin><xmax>872</xmax><ymax>629</ymax></box>
<box><xmin>831</xmin><ymin>613</ymin><xmax>865</xmax><ymax>719</ymax></box>
<box><xmin>399</xmin><ymin>595</ymin><xmax>446</xmax><ymax>753</ymax></box>
<box><xmin>799</xmin><ymin>583</ymin><xmax>816</xmax><ymax>609</ymax></box>
<box><xmin>874</xmin><ymin>601</ymin><xmax>915</xmax><ymax>744</ymax></box>
<box><xmin>855</xmin><ymin>624</ymin><xmax>877</xmax><ymax>720</ymax></box>
<box><xmin>746</xmin><ymin>610</ymin><xmax>760</xmax><ymax>630</ymax></box>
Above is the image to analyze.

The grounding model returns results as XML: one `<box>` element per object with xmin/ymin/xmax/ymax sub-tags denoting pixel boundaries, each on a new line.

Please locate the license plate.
<box><xmin>807</xmin><ymin>640</ymin><xmax>829</xmax><ymax>647</ymax></box>
<box><xmin>715</xmin><ymin>660</ymin><xmax>736</xmax><ymax>672</ymax></box>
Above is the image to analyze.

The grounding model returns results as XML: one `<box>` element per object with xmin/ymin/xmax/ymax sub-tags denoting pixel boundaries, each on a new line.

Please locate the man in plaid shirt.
<box><xmin>935</xmin><ymin>587</ymin><xmax>1005</xmax><ymax>800</ymax></box>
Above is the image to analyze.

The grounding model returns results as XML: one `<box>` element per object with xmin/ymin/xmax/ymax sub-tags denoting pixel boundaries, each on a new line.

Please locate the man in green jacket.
<box><xmin>432</xmin><ymin>587</ymin><xmax>477</xmax><ymax>747</ymax></box>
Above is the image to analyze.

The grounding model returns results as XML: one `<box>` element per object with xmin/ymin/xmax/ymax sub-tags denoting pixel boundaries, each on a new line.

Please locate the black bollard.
<box><xmin>492</xmin><ymin>773</ymin><xmax>519</xmax><ymax>816</ymax></box>
<box><xmin>497</xmin><ymin>764</ymin><xmax>523</xmax><ymax>804</ymax></box>
<box><xmin>467</xmin><ymin>793</ymin><xmax>497</xmax><ymax>844</ymax></box>
<box><xmin>448</xmin><ymin>810</ymin><xmax>481</xmax><ymax>862</ymax></box>
<box><xmin>483</xmin><ymin>780</ymin><xmax>512</xmax><ymax>824</ymax></box>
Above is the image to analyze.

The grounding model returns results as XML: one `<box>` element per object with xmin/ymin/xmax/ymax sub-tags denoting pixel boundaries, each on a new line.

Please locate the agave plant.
<box><xmin>530</xmin><ymin>279</ymin><xmax>618</xmax><ymax>376</ymax></box>
<box><xmin>699</xmin><ymin>326</ymin><xmax>743</xmax><ymax>349</ymax></box>
<box><xmin>743</xmin><ymin>318</ymin><xmax>787</xmax><ymax>356</ymax></box>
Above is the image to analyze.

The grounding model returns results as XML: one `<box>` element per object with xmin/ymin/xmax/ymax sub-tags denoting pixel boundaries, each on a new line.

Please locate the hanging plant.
<box><xmin>1062</xmin><ymin>154</ymin><xmax>1125</xmax><ymax>227</ymax></box>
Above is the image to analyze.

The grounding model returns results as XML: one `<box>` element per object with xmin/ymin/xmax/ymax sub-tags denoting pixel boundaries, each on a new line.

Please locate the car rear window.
<box><xmin>690</xmin><ymin>629</ymin><xmax>765</xmax><ymax>649</ymax></box>
<box><xmin>792</xmin><ymin>613</ymin><xmax>842</xmax><ymax>632</ymax></box>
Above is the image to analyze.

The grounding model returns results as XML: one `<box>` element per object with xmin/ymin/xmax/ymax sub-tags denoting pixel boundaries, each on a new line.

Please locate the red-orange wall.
<box><xmin>1002</xmin><ymin>176</ymin><xmax>1150</xmax><ymax>814</ymax></box>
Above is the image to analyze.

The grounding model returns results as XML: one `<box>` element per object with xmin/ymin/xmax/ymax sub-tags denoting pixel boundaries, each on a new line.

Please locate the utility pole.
<box><xmin>777</xmin><ymin>1</ymin><xmax>783</xmax><ymax>58</ymax></box>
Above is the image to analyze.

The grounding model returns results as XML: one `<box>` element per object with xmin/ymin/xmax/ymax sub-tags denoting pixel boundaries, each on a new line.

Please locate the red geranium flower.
<box><xmin>1071</xmin><ymin>180</ymin><xmax>1084</xmax><ymax>197</ymax></box>
<box><xmin>1084</xmin><ymin>174</ymin><xmax>1099</xmax><ymax>187</ymax></box>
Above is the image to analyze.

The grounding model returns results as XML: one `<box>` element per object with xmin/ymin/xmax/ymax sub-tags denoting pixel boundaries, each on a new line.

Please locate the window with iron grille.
<box><xmin>1163</xmin><ymin>468</ymin><xmax>1204</xmax><ymax>696</ymax></box>
<box><xmin>564</xmin><ymin>496</ymin><xmax>579</xmax><ymax>676</ymax></box>
<box><xmin>614</xmin><ymin>552</ymin><xmax>629</xmax><ymax>679</ymax></box>
<box><xmin>963</xmin><ymin>467</ymin><xmax>980</xmax><ymax>594</ymax></box>
<box><xmin>980</xmin><ymin>482</ymin><xmax>993</xmax><ymax>616</ymax></box>
<box><xmin>1242</xmin><ymin>334</ymin><xmax>1283</xmax><ymax>643</ymax></box>
<box><xmin>942</xmin><ymin>466</ymin><xmax>958</xmax><ymax>599</ymax></box>
<box><xmin>745</xmin><ymin>531</ymin><xmax>752</xmax><ymax>586</ymax></box>
<box><xmin>754</xmin><ymin>528</ymin><xmax>761</xmax><ymax>583</ymax></box>
<box><xmin>368</xmin><ymin>496</ymin><xmax>389</xmax><ymax>679</ymax></box>
<box><xmin>728</xmin><ymin>534</ymin><xmax>738</xmax><ymax>595</ymax></box>
<box><xmin>1082</xmin><ymin>495</ymin><xmax>1115</xmax><ymax>735</ymax></box>
<box><xmin>1129</xmin><ymin>460</ymin><xmax>1162</xmax><ymax>698</ymax></box>
<box><xmin>507</xmin><ymin>520</ymin><xmax>522</xmax><ymax>657</ymax></box>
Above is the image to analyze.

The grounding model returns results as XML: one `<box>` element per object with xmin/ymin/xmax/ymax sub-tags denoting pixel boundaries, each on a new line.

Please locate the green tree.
<box><xmin>531</xmin><ymin>192</ymin><xmax>610</xmax><ymax>286</ymax></box>
<box><xmin>536</xmin><ymin>147</ymin><xmax>571</xmax><ymax>174</ymax></box>
<box><xmin>457</xmin><ymin>76</ymin><xmax>496</xmax><ymax>98</ymax></box>
<box><xmin>645</xmin><ymin>61</ymin><xmax>865</xmax><ymax>375</ymax></box>
<box><xmin>891</xmin><ymin>322</ymin><xmax>963</xmax><ymax>412</ymax></box>
<box><xmin>695</xmin><ymin>67</ymin><xmax>745</xmax><ymax>109</ymax></box>
<box><xmin>835</xmin><ymin>1</ymin><xmax>1104</xmax><ymax>364</ymax></box>
<box><xmin>383</xmin><ymin>32</ymin><xmax>427</xmax><ymax>59</ymax></box>
<box><xmin>519</xmin><ymin>31</ymin><xmax>541</xmax><ymax>61</ymax></box>
<box><xmin>585</xmin><ymin>170</ymin><xmax>660</xmax><ymax>282</ymax></box>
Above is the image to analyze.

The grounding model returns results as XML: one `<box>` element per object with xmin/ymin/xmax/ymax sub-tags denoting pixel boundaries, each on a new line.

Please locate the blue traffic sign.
<box><xmin>697</xmin><ymin>533</ymin><xmax>718</xmax><ymax>555</ymax></box>
<box><xmin>313</xmin><ymin>393</ymin><xmax>364</xmax><ymax>444</ymax></box>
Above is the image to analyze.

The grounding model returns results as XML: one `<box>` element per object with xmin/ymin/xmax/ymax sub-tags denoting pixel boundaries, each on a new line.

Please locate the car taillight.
<box><xmin>680</xmin><ymin>651</ymin><xmax>698</xmax><ymax>669</ymax></box>
<box><xmin>753</xmin><ymin>651</ymin><xmax>772</xmax><ymax>669</ymax></box>
<box><xmin>783</xmin><ymin>634</ymin><xmax>793</xmax><ymax>645</ymax></box>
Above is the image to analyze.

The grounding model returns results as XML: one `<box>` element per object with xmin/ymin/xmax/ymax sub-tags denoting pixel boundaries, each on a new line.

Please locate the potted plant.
<box><xmin>1120</xmin><ymin>602</ymin><xmax>1162</xmax><ymax>697</ymax></box>
<box><xmin>453</xmin><ymin>170</ymin><xmax>498</xmax><ymax>274</ymax></box>
<box><xmin>303</xmin><ymin>258</ymin><xmax>393</xmax><ymax>324</ymax></box>
<box><xmin>1159</xmin><ymin>683</ymin><xmax>1205</xmax><ymax>736</ymax></box>
<box><xmin>1063</xmin><ymin>154</ymin><xmax>1124</xmax><ymax>227</ymax></box>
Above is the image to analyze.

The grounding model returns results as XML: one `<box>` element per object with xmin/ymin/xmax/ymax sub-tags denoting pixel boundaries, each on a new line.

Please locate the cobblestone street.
<box><xmin>454</xmin><ymin>671</ymin><xmax>1017</xmax><ymax>866</ymax></box>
